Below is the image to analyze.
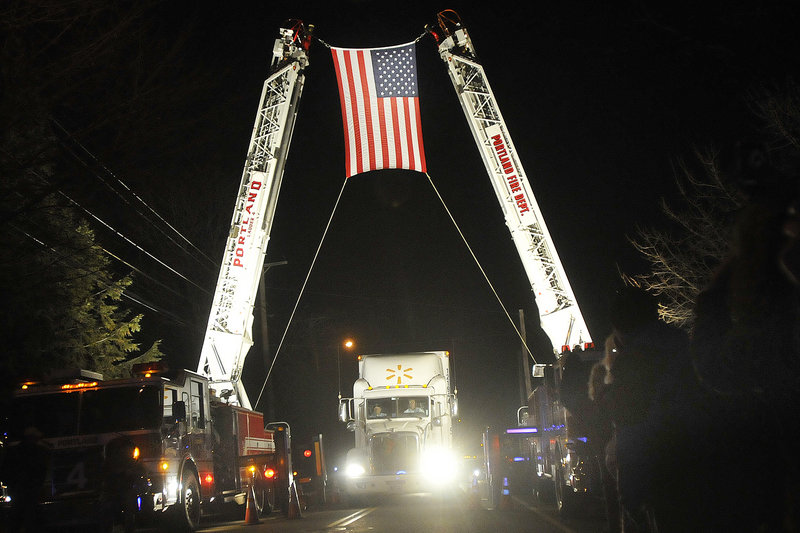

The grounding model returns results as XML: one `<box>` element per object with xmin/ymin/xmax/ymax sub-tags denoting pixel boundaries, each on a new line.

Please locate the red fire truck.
<box><xmin>1</xmin><ymin>364</ymin><xmax>289</xmax><ymax>531</ymax></box>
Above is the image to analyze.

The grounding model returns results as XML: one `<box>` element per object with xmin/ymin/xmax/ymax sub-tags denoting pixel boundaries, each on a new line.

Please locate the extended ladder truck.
<box><xmin>1</xmin><ymin>22</ymin><xmax>311</xmax><ymax>531</ymax></box>
<box><xmin>428</xmin><ymin>11</ymin><xmax>603</xmax><ymax>515</ymax></box>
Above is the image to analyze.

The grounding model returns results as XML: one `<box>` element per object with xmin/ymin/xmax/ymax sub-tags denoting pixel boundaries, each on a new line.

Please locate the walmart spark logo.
<box><xmin>386</xmin><ymin>365</ymin><xmax>413</xmax><ymax>385</ymax></box>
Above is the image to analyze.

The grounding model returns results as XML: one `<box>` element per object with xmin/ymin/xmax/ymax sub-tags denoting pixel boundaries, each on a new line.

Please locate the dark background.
<box><xmin>12</xmin><ymin>1</ymin><xmax>799</xmax><ymax>465</ymax></box>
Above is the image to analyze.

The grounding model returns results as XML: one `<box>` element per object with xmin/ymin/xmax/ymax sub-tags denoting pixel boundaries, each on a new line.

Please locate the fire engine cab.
<box><xmin>1</xmin><ymin>364</ymin><xmax>286</xmax><ymax>531</ymax></box>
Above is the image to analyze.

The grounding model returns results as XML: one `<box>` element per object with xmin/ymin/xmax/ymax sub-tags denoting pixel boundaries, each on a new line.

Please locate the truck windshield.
<box><xmin>367</xmin><ymin>396</ymin><xmax>429</xmax><ymax>419</ymax></box>
<box><xmin>5</xmin><ymin>385</ymin><xmax>162</xmax><ymax>440</ymax></box>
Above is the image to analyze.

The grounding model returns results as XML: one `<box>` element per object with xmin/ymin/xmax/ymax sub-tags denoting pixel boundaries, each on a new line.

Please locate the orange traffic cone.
<box><xmin>498</xmin><ymin>476</ymin><xmax>513</xmax><ymax>510</ymax></box>
<box><xmin>287</xmin><ymin>482</ymin><xmax>303</xmax><ymax>519</ymax></box>
<box><xmin>245</xmin><ymin>484</ymin><xmax>260</xmax><ymax>525</ymax></box>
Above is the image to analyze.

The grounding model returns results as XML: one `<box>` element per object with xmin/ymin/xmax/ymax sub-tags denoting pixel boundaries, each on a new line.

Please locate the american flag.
<box><xmin>332</xmin><ymin>43</ymin><xmax>426</xmax><ymax>178</ymax></box>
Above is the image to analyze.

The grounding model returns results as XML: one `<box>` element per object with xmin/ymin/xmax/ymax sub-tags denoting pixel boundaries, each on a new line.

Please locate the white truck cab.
<box><xmin>338</xmin><ymin>352</ymin><xmax>457</xmax><ymax>498</ymax></box>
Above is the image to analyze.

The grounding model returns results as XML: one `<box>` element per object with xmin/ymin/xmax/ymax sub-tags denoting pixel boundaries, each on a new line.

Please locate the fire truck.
<box><xmin>429</xmin><ymin>11</ymin><xmax>602</xmax><ymax>514</ymax></box>
<box><xmin>2</xmin><ymin>366</ymin><xmax>288</xmax><ymax>530</ymax></box>
<box><xmin>338</xmin><ymin>351</ymin><xmax>458</xmax><ymax>500</ymax></box>
<box><xmin>1</xmin><ymin>20</ymin><xmax>311</xmax><ymax>531</ymax></box>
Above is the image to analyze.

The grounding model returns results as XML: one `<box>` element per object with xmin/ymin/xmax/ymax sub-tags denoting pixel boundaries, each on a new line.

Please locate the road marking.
<box><xmin>512</xmin><ymin>495</ymin><xmax>577</xmax><ymax>533</ymax></box>
<box><xmin>327</xmin><ymin>507</ymin><xmax>376</xmax><ymax>528</ymax></box>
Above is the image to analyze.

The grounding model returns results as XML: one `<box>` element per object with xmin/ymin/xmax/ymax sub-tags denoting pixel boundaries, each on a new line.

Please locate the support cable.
<box><xmin>313</xmin><ymin>29</ymin><xmax>428</xmax><ymax>50</ymax></box>
<box><xmin>425</xmin><ymin>171</ymin><xmax>536</xmax><ymax>364</ymax></box>
<box><xmin>255</xmin><ymin>177</ymin><xmax>350</xmax><ymax>409</ymax></box>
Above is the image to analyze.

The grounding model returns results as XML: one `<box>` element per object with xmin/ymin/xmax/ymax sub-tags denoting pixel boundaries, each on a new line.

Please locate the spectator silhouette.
<box><xmin>691</xmin><ymin>143</ymin><xmax>800</xmax><ymax>531</ymax></box>
<box><xmin>600</xmin><ymin>287</ymin><xmax>693</xmax><ymax>532</ymax></box>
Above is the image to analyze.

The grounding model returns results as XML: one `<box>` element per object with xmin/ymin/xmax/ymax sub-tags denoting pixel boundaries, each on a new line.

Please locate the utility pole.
<box><xmin>257</xmin><ymin>260</ymin><xmax>287</xmax><ymax>421</ymax></box>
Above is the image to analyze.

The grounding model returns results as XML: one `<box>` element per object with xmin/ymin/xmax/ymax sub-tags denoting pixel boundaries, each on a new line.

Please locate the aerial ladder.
<box><xmin>197</xmin><ymin>21</ymin><xmax>312</xmax><ymax>409</ymax></box>
<box><xmin>429</xmin><ymin>11</ymin><xmax>592</xmax><ymax>355</ymax></box>
<box><xmin>429</xmin><ymin>11</ymin><xmax>602</xmax><ymax>512</ymax></box>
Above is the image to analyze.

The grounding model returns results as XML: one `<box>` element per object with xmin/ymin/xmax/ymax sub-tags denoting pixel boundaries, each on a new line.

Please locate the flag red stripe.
<box><xmin>330</xmin><ymin>50</ymin><xmax>351</xmax><ymax>178</ymax></box>
<box><xmin>344</xmin><ymin>50</ymin><xmax>363</xmax><ymax>176</ymax></box>
<box><xmin>403</xmin><ymin>98</ymin><xmax>415</xmax><ymax>170</ymax></box>
<box><xmin>390</xmin><ymin>98</ymin><xmax>401</xmax><ymax>168</ymax></box>
<box><xmin>413</xmin><ymin>98</ymin><xmax>426</xmax><ymax>172</ymax></box>
<box><xmin>377</xmin><ymin>95</ymin><xmax>389</xmax><ymax>168</ymax></box>
<box><xmin>356</xmin><ymin>51</ymin><xmax>376</xmax><ymax>173</ymax></box>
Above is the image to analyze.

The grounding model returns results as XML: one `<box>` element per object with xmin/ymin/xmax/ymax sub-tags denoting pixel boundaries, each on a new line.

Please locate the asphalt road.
<box><xmin>196</xmin><ymin>484</ymin><xmax>607</xmax><ymax>533</ymax></box>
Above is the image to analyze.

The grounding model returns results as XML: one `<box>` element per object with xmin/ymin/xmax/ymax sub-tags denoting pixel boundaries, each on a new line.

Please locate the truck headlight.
<box><xmin>345</xmin><ymin>463</ymin><xmax>365</xmax><ymax>478</ymax></box>
<box><xmin>420</xmin><ymin>448</ymin><xmax>457</xmax><ymax>484</ymax></box>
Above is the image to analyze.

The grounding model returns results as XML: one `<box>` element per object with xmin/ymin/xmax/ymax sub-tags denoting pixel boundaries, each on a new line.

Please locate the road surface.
<box><xmin>196</xmin><ymin>484</ymin><xmax>607</xmax><ymax>533</ymax></box>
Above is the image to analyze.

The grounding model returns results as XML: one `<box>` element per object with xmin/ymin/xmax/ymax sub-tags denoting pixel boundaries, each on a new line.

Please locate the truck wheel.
<box><xmin>255</xmin><ymin>487</ymin><xmax>272</xmax><ymax>516</ymax></box>
<box><xmin>178</xmin><ymin>472</ymin><xmax>202</xmax><ymax>531</ymax></box>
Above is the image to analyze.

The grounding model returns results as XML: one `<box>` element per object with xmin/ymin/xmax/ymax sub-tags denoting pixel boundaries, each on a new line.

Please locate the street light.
<box><xmin>337</xmin><ymin>338</ymin><xmax>355</xmax><ymax>400</ymax></box>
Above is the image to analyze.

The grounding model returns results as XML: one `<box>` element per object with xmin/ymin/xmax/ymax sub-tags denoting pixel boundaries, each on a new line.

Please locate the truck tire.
<box><xmin>255</xmin><ymin>487</ymin><xmax>272</xmax><ymax>517</ymax></box>
<box><xmin>178</xmin><ymin>472</ymin><xmax>202</xmax><ymax>531</ymax></box>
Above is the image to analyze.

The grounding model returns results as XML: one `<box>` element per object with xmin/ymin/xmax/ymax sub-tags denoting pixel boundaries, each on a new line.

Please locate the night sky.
<box><xmin>21</xmin><ymin>2</ymin><xmax>799</xmax><ymax>463</ymax></box>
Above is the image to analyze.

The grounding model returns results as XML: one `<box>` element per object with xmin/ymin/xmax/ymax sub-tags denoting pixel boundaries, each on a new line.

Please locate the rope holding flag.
<box><xmin>331</xmin><ymin>42</ymin><xmax>426</xmax><ymax>178</ymax></box>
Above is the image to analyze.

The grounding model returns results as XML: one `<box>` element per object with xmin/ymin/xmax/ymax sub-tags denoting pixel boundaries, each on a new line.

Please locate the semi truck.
<box><xmin>338</xmin><ymin>351</ymin><xmax>458</xmax><ymax>499</ymax></box>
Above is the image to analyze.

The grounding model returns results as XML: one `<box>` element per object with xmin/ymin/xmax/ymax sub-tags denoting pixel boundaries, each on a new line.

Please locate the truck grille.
<box><xmin>49</xmin><ymin>446</ymin><xmax>104</xmax><ymax>498</ymax></box>
<box><xmin>370</xmin><ymin>433</ymin><xmax>419</xmax><ymax>475</ymax></box>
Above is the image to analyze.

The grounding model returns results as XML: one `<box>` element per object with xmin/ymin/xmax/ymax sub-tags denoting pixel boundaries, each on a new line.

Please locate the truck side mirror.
<box><xmin>173</xmin><ymin>400</ymin><xmax>186</xmax><ymax>423</ymax></box>
<box><xmin>338</xmin><ymin>399</ymin><xmax>351</xmax><ymax>422</ymax></box>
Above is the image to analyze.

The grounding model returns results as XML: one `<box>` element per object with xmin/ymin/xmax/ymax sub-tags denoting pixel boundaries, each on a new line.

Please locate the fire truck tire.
<box><xmin>176</xmin><ymin>472</ymin><xmax>202</xmax><ymax>531</ymax></box>
<box><xmin>255</xmin><ymin>487</ymin><xmax>272</xmax><ymax>516</ymax></box>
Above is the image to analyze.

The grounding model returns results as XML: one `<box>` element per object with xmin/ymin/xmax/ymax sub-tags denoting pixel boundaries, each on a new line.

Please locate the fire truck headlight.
<box><xmin>166</xmin><ymin>476</ymin><xmax>179</xmax><ymax>498</ymax></box>
<box><xmin>420</xmin><ymin>448</ymin><xmax>457</xmax><ymax>484</ymax></box>
<box><xmin>345</xmin><ymin>463</ymin><xmax>365</xmax><ymax>478</ymax></box>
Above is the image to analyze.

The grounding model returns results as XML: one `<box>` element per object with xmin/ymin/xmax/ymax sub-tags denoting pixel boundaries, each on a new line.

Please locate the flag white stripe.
<box><xmin>397</xmin><ymin>98</ymin><xmax>408</xmax><ymax>169</ymax></box>
<box><xmin>408</xmin><ymin>98</ymin><xmax>421</xmax><ymax>171</ymax></box>
<box><xmin>335</xmin><ymin>49</ymin><xmax>358</xmax><ymax>176</ymax></box>
<box><xmin>347</xmin><ymin>52</ymin><xmax>368</xmax><ymax>174</ymax></box>
<box><xmin>384</xmin><ymin>98</ymin><xmax>396</xmax><ymax>168</ymax></box>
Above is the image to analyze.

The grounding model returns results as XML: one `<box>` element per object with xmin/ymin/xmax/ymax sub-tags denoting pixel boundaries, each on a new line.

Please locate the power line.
<box><xmin>4</xmin><ymin>144</ymin><xmax>212</xmax><ymax>297</ymax></box>
<box><xmin>57</xmin><ymin>188</ymin><xmax>212</xmax><ymax>295</ymax></box>
<box><xmin>10</xmin><ymin>223</ymin><xmax>196</xmax><ymax>329</ymax></box>
<box><xmin>52</xmin><ymin>119</ymin><xmax>218</xmax><ymax>270</ymax></box>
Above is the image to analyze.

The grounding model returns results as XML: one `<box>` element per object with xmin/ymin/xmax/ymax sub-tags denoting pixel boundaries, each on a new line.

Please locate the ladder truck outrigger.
<box><xmin>0</xmin><ymin>22</ymin><xmax>311</xmax><ymax>531</ymax></box>
<box><xmin>429</xmin><ymin>11</ymin><xmax>604</xmax><ymax>514</ymax></box>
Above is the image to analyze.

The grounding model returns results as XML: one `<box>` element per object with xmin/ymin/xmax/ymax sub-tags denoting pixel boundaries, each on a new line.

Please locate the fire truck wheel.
<box><xmin>178</xmin><ymin>472</ymin><xmax>202</xmax><ymax>531</ymax></box>
<box><xmin>255</xmin><ymin>487</ymin><xmax>272</xmax><ymax>516</ymax></box>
